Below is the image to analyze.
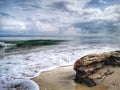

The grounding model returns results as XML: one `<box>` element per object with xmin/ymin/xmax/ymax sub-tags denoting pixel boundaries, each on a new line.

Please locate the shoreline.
<box><xmin>32</xmin><ymin>65</ymin><xmax>120</xmax><ymax>90</ymax></box>
<box><xmin>0</xmin><ymin>44</ymin><xmax>120</xmax><ymax>90</ymax></box>
<box><xmin>0</xmin><ymin>64</ymin><xmax>120</xmax><ymax>90</ymax></box>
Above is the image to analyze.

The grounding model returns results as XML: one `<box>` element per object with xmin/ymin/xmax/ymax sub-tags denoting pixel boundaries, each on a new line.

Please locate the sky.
<box><xmin>0</xmin><ymin>0</ymin><xmax>120</xmax><ymax>36</ymax></box>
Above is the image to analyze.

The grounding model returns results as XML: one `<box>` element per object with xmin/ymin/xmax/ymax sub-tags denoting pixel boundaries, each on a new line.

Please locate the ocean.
<box><xmin>0</xmin><ymin>36</ymin><xmax>120</xmax><ymax>90</ymax></box>
<box><xmin>0</xmin><ymin>35</ymin><xmax>120</xmax><ymax>44</ymax></box>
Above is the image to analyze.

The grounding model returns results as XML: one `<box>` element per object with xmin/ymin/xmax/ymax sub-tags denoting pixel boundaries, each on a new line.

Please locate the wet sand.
<box><xmin>32</xmin><ymin>66</ymin><xmax>120</xmax><ymax>90</ymax></box>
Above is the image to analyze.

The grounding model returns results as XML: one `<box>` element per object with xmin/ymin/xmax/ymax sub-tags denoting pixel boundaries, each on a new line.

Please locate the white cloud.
<box><xmin>62</xmin><ymin>27</ymin><xmax>79</xmax><ymax>36</ymax></box>
<box><xmin>114</xmin><ymin>22</ymin><xmax>120</xmax><ymax>26</ymax></box>
<box><xmin>0</xmin><ymin>18</ymin><xmax>27</xmax><ymax>31</ymax></box>
<box><xmin>62</xmin><ymin>27</ymin><xmax>89</xmax><ymax>36</ymax></box>
<box><xmin>65</xmin><ymin>0</ymin><xmax>91</xmax><ymax>12</ymax></box>
<box><xmin>35</xmin><ymin>20</ymin><xmax>58</xmax><ymax>32</ymax></box>
<box><xmin>98</xmin><ymin>0</ymin><xmax>106</xmax><ymax>4</ymax></box>
<box><xmin>79</xmin><ymin>5</ymin><xmax>120</xmax><ymax>22</ymax></box>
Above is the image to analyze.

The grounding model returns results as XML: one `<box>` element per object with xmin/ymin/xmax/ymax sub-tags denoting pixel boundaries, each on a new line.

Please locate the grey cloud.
<box><xmin>0</xmin><ymin>12</ymin><xmax>10</xmax><ymax>17</ymax></box>
<box><xmin>85</xmin><ymin>0</ymin><xmax>120</xmax><ymax>9</ymax></box>
<box><xmin>50</xmin><ymin>1</ymin><xmax>69</xmax><ymax>11</ymax></box>
<box><xmin>73</xmin><ymin>20</ymin><xmax>120</xmax><ymax>34</ymax></box>
<box><xmin>0</xmin><ymin>0</ymin><xmax>120</xmax><ymax>36</ymax></box>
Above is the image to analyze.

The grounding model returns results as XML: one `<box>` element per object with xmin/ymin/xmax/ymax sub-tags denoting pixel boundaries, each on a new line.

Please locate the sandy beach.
<box><xmin>32</xmin><ymin>65</ymin><xmax>120</xmax><ymax>90</ymax></box>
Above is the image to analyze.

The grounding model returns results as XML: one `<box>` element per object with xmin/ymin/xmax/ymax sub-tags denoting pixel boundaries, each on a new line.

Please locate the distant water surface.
<box><xmin>0</xmin><ymin>35</ymin><xmax>120</xmax><ymax>44</ymax></box>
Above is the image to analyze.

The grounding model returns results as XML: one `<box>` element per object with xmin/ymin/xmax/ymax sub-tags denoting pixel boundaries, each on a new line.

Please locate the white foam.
<box><xmin>0</xmin><ymin>79</ymin><xmax>39</xmax><ymax>90</ymax></box>
<box><xmin>0</xmin><ymin>42</ymin><xmax>14</xmax><ymax>47</ymax></box>
<box><xmin>0</xmin><ymin>44</ymin><xmax>119</xmax><ymax>90</ymax></box>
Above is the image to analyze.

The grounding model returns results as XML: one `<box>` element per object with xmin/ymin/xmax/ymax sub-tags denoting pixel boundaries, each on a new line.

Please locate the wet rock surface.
<box><xmin>74</xmin><ymin>51</ymin><xmax>120</xmax><ymax>87</ymax></box>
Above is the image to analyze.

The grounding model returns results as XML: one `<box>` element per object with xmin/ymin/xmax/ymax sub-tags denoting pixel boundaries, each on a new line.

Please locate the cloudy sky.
<box><xmin>0</xmin><ymin>0</ymin><xmax>120</xmax><ymax>36</ymax></box>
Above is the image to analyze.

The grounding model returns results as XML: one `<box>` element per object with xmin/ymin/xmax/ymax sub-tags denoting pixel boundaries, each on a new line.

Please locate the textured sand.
<box><xmin>32</xmin><ymin>66</ymin><xmax>120</xmax><ymax>90</ymax></box>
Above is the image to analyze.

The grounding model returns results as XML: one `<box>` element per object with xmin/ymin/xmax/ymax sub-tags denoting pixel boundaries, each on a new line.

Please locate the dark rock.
<box><xmin>0</xmin><ymin>45</ymin><xmax>4</xmax><ymax>48</ymax></box>
<box><xmin>74</xmin><ymin>51</ymin><xmax>120</xmax><ymax>87</ymax></box>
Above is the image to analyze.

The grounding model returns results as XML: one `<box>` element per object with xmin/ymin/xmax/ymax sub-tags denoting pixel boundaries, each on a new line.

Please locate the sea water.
<box><xmin>0</xmin><ymin>36</ymin><xmax>120</xmax><ymax>90</ymax></box>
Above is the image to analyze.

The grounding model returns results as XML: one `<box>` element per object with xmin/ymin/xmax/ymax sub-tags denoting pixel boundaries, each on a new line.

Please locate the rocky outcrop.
<box><xmin>74</xmin><ymin>51</ymin><xmax>120</xmax><ymax>87</ymax></box>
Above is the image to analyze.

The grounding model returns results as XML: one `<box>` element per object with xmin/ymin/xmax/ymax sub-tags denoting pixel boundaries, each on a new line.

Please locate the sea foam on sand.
<box><xmin>0</xmin><ymin>44</ymin><xmax>119</xmax><ymax>90</ymax></box>
<box><xmin>0</xmin><ymin>79</ymin><xmax>39</xmax><ymax>90</ymax></box>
